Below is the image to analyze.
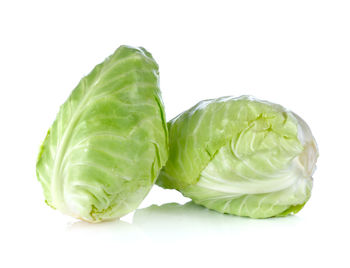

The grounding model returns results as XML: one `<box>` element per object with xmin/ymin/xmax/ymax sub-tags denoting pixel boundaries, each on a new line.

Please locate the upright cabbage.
<box><xmin>36</xmin><ymin>45</ymin><xmax>168</xmax><ymax>222</ymax></box>
<box><xmin>157</xmin><ymin>96</ymin><xmax>318</xmax><ymax>218</ymax></box>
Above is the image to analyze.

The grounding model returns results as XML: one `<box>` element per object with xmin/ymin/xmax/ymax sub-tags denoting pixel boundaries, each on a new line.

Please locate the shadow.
<box><xmin>132</xmin><ymin>202</ymin><xmax>302</xmax><ymax>241</ymax></box>
<box><xmin>66</xmin><ymin>201</ymin><xmax>302</xmax><ymax>243</ymax></box>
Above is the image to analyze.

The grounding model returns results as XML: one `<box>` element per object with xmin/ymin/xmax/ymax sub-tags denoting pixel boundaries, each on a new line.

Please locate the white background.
<box><xmin>1</xmin><ymin>1</ymin><xmax>349</xmax><ymax>267</ymax></box>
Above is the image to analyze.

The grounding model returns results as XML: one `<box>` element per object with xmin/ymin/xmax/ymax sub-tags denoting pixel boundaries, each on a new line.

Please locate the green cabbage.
<box><xmin>157</xmin><ymin>96</ymin><xmax>318</xmax><ymax>218</ymax></box>
<box><xmin>36</xmin><ymin>45</ymin><xmax>168</xmax><ymax>222</ymax></box>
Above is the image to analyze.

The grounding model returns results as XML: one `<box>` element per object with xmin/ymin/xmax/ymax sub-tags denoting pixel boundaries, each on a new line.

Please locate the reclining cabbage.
<box><xmin>157</xmin><ymin>96</ymin><xmax>318</xmax><ymax>218</ymax></box>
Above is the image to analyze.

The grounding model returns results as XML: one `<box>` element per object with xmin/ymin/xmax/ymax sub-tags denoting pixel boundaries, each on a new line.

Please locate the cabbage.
<box><xmin>157</xmin><ymin>96</ymin><xmax>318</xmax><ymax>218</ymax></box>
<box><xmin>36</xmin><ymin>45</ymin><xmax>168</xmax><ymax>222</ymax></box>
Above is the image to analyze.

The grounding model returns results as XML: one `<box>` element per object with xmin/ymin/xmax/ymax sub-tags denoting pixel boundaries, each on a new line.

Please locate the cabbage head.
<box><xmin>157</xmin><ymin>96</ymin><xmax>318</xmax><ymax>218</ymax></box>
<box><xmin>36</xmin><ymin>46</ymin><xmax>168</xmax><ymax>222</ymax></box>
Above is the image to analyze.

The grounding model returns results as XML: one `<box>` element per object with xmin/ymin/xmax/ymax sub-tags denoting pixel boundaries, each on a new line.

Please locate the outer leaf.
<box><xmin>36</xmin><ymin>45</ymin><xmax>168</xmax><ymax>222</ymax></box>
<box><xmin>157</xmin><ymin>96</ymin><xmax>318</xmax><ymax>218</ymax></box>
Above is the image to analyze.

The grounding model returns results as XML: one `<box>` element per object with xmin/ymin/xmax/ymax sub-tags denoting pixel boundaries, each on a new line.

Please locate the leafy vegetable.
<box><xmin>157</xmin><ymin>96</ymin><xmax>318</xmax><ymax>218</ymax></box>
<box><xmin>36</xmin><ymin>45</ymin><xmax>168</xmax><ymax>222</ymax></box>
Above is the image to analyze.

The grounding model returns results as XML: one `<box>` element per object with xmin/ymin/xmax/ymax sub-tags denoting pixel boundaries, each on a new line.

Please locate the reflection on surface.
<box><xmin>132</xmin><ymin>202</ymin><xmax>301</xmax><ymax>241</ymax></box>
<box><xmin>66</xmin><ymin>218</ymin><xmax>146</xmax><ymax>242</ymax></box>
<box><xmin>67</xmin><ymin>219</ymin><xmax>131</xmax><ymax>231</ymax></box>
<box><xmin>66</xmin><ymin>201</ymin><xmax>301</xmax><ymax>242</ymax></box>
